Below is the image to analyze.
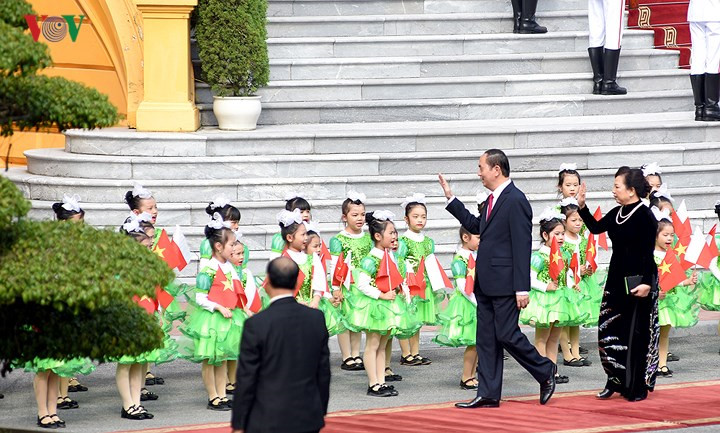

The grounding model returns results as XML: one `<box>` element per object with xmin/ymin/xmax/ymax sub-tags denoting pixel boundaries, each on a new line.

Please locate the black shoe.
<box><xmin>400</xmin><ymin>355</ymin><xmax>423</xmax><ymax>366</ymax></box>
<box><xmin>702</xmin><ymin>73</ymin><xmax>720</xmax><ymax>121</ymax></box>
<box><xmin>511</xmin><ymin>0</ymin><xmax>522</xmax><ymax>33</ymax></box>
<box><xmin>353</xmin><ymin>356</ymin><xmax>365</xmax><ymax>370</ymax></box>
<box><xmin>555</xmin><ymin>374</ymin><xmax>569</xmax><ymax>384</ymax></box>
<box><xmin>691</xmin><ymin>74</ymin><xmax>706</xmax><ymax>121</ymax></box>
<box><xmin>67</xmin><ymin>384</ymin><xmax>88</xmax><ymax>393</ymax></box>
<box><xmin>540</xmin><ymin>365</ymin><xmax>557</xmax><ymax>405</ymax></box>
<box><xmin>596</xmin><ymin>388</ymin><xmax>615</xmax><ymax>399</ymax></box>
<box><xmin>588</xmin><ymin>47</ymin><xmax>604</xmax><ymax>95</ymax></box>
<box><xmin>37</xmin><ymin>415</ymin><xmax>58</xmax><ymax>429</ymax></box>
<box><xmin>379</xmin><ymin>384</ymin><xmax>399</xmax><ymax>396</ymax></box>
<box><xmin>580</xmin><ymin>357</ymin><xmax>592</xmax><ymax>366</ymax></box>
<box><xmin>207</xmin><ymin>397</ymin><xmax>231</xmax><ymax>411</ymax></box>
<box><xmin>121</xmin><ymin>406</ymin><xmax>145</xmax><ymax>420</ymax></box>
<box><xmin>57</xmin><ymin>397</ymin><xmax>79</xmax><ymax>410</ymax></box>
<box><xmin>136</xmin><ymin>406</ymin><xmax>154</xmax><ymax>419</ymax></box>
<box><xmin>384</xmin><ymin>367</ymin><xmax>402</xmax><ymax>382</ymax></box>
<box><xmin>563</xmin><ymin>358</ymin><xmax>584</xmax><ymax>367</ymax></box>
<box><xmin>144</xmin><ymin>377</ymin><xmax>155</xmax><ymax>386</ymax></box>
<box><xmin>460</xmin><ymin>378</ymin><xmax>478</xmax><ymax>390</ymax></box>
<box><xmin>413</xmin><ymin>354</ymin><xmax>432</xmax><ymax>365</ymax></box>
<box><xmin>140</xmin><ymin>388</ymin><xmax>158</xmax><ymax>401</ymax></box>
<box><xmin>340</xmin><ymin>357</ymin><xmax>363</xmax><ymax>371</ymax></box>
<box><xmin>367</xmin><ymin>384</ymin><xmax>393</xmax><ymax>397</ymax></box>
<box><xmin>221</xmin><ymin>397</ymin><xmax>233</xmax><ymax>407</ymax></box>
<box><xmin>49</xmin><ymin>415</ymin><xmax>65</xmax><ymax>428</ymax></box>
<box><xmin>226</xmin><ymin>382</ymin><xmax>235</xmax><ymax>394</ymax></box>
<box><xmin>600</xmin><ymin>48</ymin><xmax>627</xmax><ymax>95</ymax></box>
<box><xmin>517</xmin><ymin>0</ymin><xmax>547</xmax><ymax>34</ymax></box>
<box><xmin>579</xmin><ymin>346</ymin><xmax>588</xmax><ymax>355</ymax></box>
<box><xmin>455</xmin><ymin>396</ymin><xmax>500</xmax><ymax>408</ymax></box>
<box><xmin>154</xmin><ymin>377</ymin><xmax>164</xmax><ymax>385</ymax></box>
<box><xmin>667</xmin><ymin>352</ymin><xmax>679</xmax><ymax>362</ymax></box>
<box><xmin>658</xmin><ymin>366</ymin><xmax>673</xmax><ymax>378</ymax></box>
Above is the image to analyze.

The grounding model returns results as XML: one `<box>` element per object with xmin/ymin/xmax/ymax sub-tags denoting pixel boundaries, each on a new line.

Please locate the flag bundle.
<box><xmin>658</xmin><ymin>249</ymin><xmax>687</xmax><ymax>293</ymax></box>
<box><xmin>548</xmin><ymin>237</ymin><xmax>565</xmax><ymax>282</ymax></box>
<box><xmin>406</xmin><ymin>257</ymin><xmax>427</xmax><ymax>299</ymax></box>
<box><xmin>376</xmin><ymin>249</ymin><xmax>403</xmax><ymax>293</ymax></box>
<box><xmin>153</xmin><ymin>226</ymin><xmax>194</xmax><ymax>271</ymax></box>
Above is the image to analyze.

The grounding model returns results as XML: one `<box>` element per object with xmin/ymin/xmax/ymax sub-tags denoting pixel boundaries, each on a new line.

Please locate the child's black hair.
<box><xmin>51</xmin><ymin>202</ymin><xmax>84</xmax><ymax>221</ymax></box>
<box><xmin>342</xmin><ymin>197</ymin><xmax>365</xmax><ymax>215</ymax></box>
<box><xmin>558</xmin><ymin>169</ymin><xmax>581</xmax><ymax>189</ymax></box>
<box><xmin>539</xmin><ymin>218</ymin><xmax>564</xmax><ymax>242</ymax></box>
<box><xmin>459</xmin><ymin>226</ymin><xmax>473</xmax><ymax>242</ymax></box>
<box><xmin>280</xmin><ymin>221</ymin><xmax>303</xmax><ymax>245</ymax></box>
<box><xmin>124</xmin><ymin>190</ymin><xmax>149</xmax><ymax>211</ymax></box>
<box><xmin>404</xmin><ymin>202</ymin><xmax>427</xmax><ymax>218</ymax></box>
<box><xmin>559</xmin><ymin>202</ymin><xmax>580</xmax><ymax>219</ymax></box>
<box><xmin>286</xmin><ymin>196</ymin><xmax>311</xmax><ymax>212</ymax></box>
<box><xmin>656</xmin><ymin>218</ymin><xmax>673</xmax><ymax>235</ymax></box>
<box><xmin>366</xmin><ymin>212</ymin><xmax>394</xmax><ymax>243</ymax></box>
<box><xmin>206</xmin><ymin>202</ymin><xmax>241</xmax><ymax>222</ymax></box>
<box><xmin>204</xmin><ymin>226</ymin><xmax>235</xmax><ymax>254</ymax></box>
<box><xmin>649</xmin><ymin>191</ymin><xmax>673</xmax><ymax>210</ymax></box>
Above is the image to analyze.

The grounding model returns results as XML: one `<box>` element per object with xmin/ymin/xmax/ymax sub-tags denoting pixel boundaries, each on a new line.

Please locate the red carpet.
<box><xmin>628</xmin><ymin>0</ymin><xmax>691</xmax><ymax>68</ymax></box>
<box><xmin>117</xmin><ymin>380</ymin><xmax>720</xmax><ymax>433</ymax></box>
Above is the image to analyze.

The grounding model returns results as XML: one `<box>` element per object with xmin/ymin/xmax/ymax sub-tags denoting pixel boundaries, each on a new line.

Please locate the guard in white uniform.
<box><xmin>511</xmin><ymin>0</ymin><xmax>547</xmax><ymax>34</ymax></box>
<box><xmin>688</xmin><ymin>0</ymin><xmax>720</xmax><ymax>121</ymax></box>
<box><xmin>587</xmin><ymin>0</ymin><xmax>627</xmax><ymax>95</ymax></box>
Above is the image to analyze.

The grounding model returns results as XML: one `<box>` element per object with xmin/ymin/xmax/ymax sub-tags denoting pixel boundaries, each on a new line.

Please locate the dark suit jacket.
<box><xmin>231</xmin><ymin>296</ymin><xmax>330</xmax><ymax>433</ymax></box>
<box><xmin>446</xmin><ymin>181</ymin><xmax>532</xmax><ymax>297</ymax></box>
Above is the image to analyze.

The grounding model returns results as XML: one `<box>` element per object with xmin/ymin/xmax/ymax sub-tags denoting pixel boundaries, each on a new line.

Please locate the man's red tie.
<box><xmin>486</xmin><ymin>194</ymin><xmax>494</xmax><ymax>219</ymax></box>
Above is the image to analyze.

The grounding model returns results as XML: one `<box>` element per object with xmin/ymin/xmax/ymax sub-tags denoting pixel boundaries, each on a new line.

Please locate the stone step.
<box><xmin>26</xmin><ymin>141</ymin><xmax>720</xmax><ymax>180</ymax></box>
<box><xmin>199</xmin><ymin>89</ymin><xmax>694</xmax><ymax>125</ymax></box>
<box><xmin>8</xmin><ymin>164</ymin><xmax>720</xmax><ymax>203</ymax></box>
<box><xmin>265</xmin><ymin>30</ymin><xmax>655</xmax><ymax>59</ymax></box>
<box><xmin>62</xmin><ymin>112</ymin><xmax>720</xmax><ymax>157</ymax></box>
<box><xmin>267</xmin><ymin>49</ymin><xmax>679</xmax><ymax>81</ymax></box>
<box><xmin>265</xmin><ymin>11</ymin><xmax>600</xmax><ymax>38</ymax></box>
<box><xmin>24</xmin><ymin>187</ymin><xmax>720</xmax><ymax>231</ymax></box>
<box><xmin>268</xmin><ymin>0</ymin><xmax>589</xmax><ymax>17</ymax></box>
<box><xmin>195</xmin><ymin>69</ymin><xmax>688</xmax><ymax>104</ymax></box>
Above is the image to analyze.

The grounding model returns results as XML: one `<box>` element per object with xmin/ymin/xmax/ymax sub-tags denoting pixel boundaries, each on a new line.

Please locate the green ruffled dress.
<box><xmin>698</xmin><ymin>235</ymin><xmax>720</xmax><ymax>311</ymax></box>
<box><xmin>343</xmin><ymin>250</ymin><xmax>421</xmax><ymax>338</ymax></box>
<box><xmin>179</xmin><ymin>260</ymin><xmax>245</xmax><ymax>366</ymax></box>
<box><xmin>654</xmin><ymin>251</ymin><xmax>700</xmax><ymax>328</ymax></box>
<box><xmin>399</xmin><ymin>231</ymin><xmax>445</xmax><ymax>326</ymax></box>
<box><xmin>23</xmin><ymin>358</ymin><xmax>95</xmax><ymax>377</ymax></box>
<box><xmin>433</xmin><ymin>249</ymin><xmax>477</xmax><ymax>347</ymax></box>
<box><xmin>561</xmin><ymin>236</ymin><xmax>605</xmax><ymax>327</ymax></box>
<box><xmin>286</xmin><ymin>250</ymin><xmax>346</xmax><ymax>336</ymax></box>
<box><xmin>520</xmin><ymin>247</ymin><xmax>588</xmax><ymax>328</ymax></box>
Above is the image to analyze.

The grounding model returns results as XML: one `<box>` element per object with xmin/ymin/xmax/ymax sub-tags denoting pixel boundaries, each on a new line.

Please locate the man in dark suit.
<box><xmin>438</xmin><ymin>149</ymin><xmax>556</xmax><ymax>408</ymax></box>
<box><xmin>232</xmin><ymin>257</ymin><xmax>330</xmax><ymax>433</ymax></box>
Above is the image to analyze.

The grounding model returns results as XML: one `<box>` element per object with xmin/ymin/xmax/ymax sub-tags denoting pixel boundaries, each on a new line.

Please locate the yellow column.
<box><xmin>135</xmin><ymin>0</ymin><xmax>199</xmax><ymax>131</ymax></box>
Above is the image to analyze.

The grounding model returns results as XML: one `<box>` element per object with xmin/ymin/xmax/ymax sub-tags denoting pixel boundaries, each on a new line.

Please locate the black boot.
<box><xmin>517</xmin><ymin>0</ymin><xmax>547</xmax><ymax>34</ymax></box>
<box><xmin>690</xmin><ymin>74</ymin><xmax>705</xmax><ymax>121</ymax></box>
<box><xmin>511</xmin><ymin>0</ymin><xmax>522</xmax><ymax>33</ymax></box>
<box><xmin>600</xmin><ymin>48</ymin><xmax>627</xmax><ymax>95</ymax></box>
<box><xmin>588</xmin><ymin>47</ymin><xmax>604</xmax><ymax>95</ymax></box>
<box><xmin>702</xmin><ymin>73</ymin><xmax>720</xmax><ymax>121</ymax></box>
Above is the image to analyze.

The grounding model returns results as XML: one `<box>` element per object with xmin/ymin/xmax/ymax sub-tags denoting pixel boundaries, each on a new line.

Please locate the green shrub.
<box><xmin>195</xmin><ymin>0</ymin><xmax>270</xmax><ymax>97</ymax></box>
<box><xmin>0</xmin><ymin>176</ymin><xmax>30</xmax><ymax>230</ymax></box>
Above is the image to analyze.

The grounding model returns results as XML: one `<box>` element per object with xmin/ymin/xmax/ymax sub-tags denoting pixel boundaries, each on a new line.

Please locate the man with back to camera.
<box><xmin>232</xmin><ymin>257</ymin><xmax>330</xmax><ymax>433</ymax></box>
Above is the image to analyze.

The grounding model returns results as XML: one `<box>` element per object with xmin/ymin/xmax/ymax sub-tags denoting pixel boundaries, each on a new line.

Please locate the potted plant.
<box><xmin>195</xmin><ymin>0</ymin><xmax>269</xmax><ymax>130</ymax></box>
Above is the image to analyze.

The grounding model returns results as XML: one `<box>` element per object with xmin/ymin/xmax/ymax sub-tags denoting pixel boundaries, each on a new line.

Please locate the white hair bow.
<box><xmin>401</xmin><ymin>193</ymin><xmax>426</xmax><ymax>210</ymax></box>
<box><xmin>208</xmin><ymin>212</ymin><xmax>233</xmax><ymax>230</ymax></box>
<box><xmin>642</xmin><ymin>162</ymin><xmax>662</xmax><ymax>177</ymax></box>
<box><xmin>135</xmin><ymin>212</ymin><xmax>153</xmax><ymax>223</ymax></box>
<box><xmin>559</xmin><ymin>163</ymin><xmax>577</xmax><ymax>173</ymax></box>
<box><xmin>373</xmin><ymin>210</ymin><xmax>395</xmax><ymax>222</ymax></box>
<box><xmin>210</xmin><ymin>195</ymin><xmax>231</xmax><ymax>209</ymax></box>
<box><xmin>651</xmin><ymin>206</ymin><xmax>671</xmax><ymax>222</ymax></box>
<box><xmin>122</xmin><ymin>218</ymin><xmax>144</xmax><ymax>233</ymax></box>
<box><xmin>303</xmin><ymin>221</ymin><xmax>321</xmax><ymax>234</ymax></box>
<box><xmin>346</xmin><ymin>190</ymin><xmax>366</xmax><ymax>203</ymax></box>
<box><xmin>132</xmin><ymin>182</ymin><xmax>153</xmax><ymax>199</ymax></box>
<box><xmin>559</xmin><ymin>197</ymin><xmax>579</xmax><ymax>207</ymax></box>
<box><xmin>61</xmin><ymin>194</ymin><xmax>82</xmax><ymax>213</ymax></box>
<box><xmin>277</xmin><ymin>209</ymin><xmax>303</xmax><ymax>227</ymax></box>
<box><xmin>654</xmin><ymin>184</ymin><xmax>674</xmax><ymax>202</ymax></box>
<box><xmin>476</xmin><ymin>192</ymin><xmax>488</xmax><ymax>204</ymax></box>
<box><xmin>538</xmin><ymin>208</ymin><xmax>566</xmax><ymax>223</ymax></box>
<box><xmin>716</xmin><ymin>200</ymin><xmax>720</xmax><ymax>207</ymax></box>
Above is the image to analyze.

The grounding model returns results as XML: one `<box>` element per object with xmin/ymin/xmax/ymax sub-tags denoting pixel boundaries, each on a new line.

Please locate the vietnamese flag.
<box><xmin>406</xmin><ymin>257</ymin><xmax>427</xmax><ymax>299</ymax></box>
<box><xmin>585</xmin><ymin>233</ymin><xmax>598</xmax><ymax>272</ymax></box>
<box><xmin>243</xmin><ymin>269</ymin><xmax>263</xmax><ymax>313</ymax></box>
<box><xmin>154</xmin><ymin>229</ymin><xmax>182</xmax><ymax>270</ymax></box>
<box><xmin>332</xmin><ymin>251</ymin><xmax>351</xmax><ymax>289</ymax></box>
<box><xmin>155</xmin><ymin>285</ymin><xmax>174</xmax><ymax>310</ymax></box>
<box><xmin>593</xmin><ymin>207</ymin><xmax>608</xmax><ymax>251</ymax></box>
<box><xmin>671</xmin><ymin>200</ymin><xmax>693</xmax><ymax>243</ymax></box>
<box><xmin>695</xmin><ymin>225</ymin><xmax>720</xmax><ymax>269</ymax></box>
<box><xmin>548</xmin><ymin>237</ymin><xmax>565</xmax><ymax>282</ymax></box>
<box><xmin>464</xmin><ymin>255</ymin><xmax>476</xmax><ymax>296</ymax></box>
<box><xmin>376</xmin><ymin>249</ymin><xmax>403</xmax><ymax>293</ymax></box>
<box><xmin>234</xmin><ymin>277</ymin><xmax>247</xmax><ymax>309</ymax></box>
<box><xmin>282</xmin><ymin>251</ymin><xmax>306</xmax><ymax>296</ymax></box>
<box><xmin>319</xmin><ymin>240</ymin><xmax>332</xmax><ymax>271</ymax></box>
<box><xmin>171</xmin><ymin>226</ymin><xmax>194</xmax><ymax>271</ymax></box>
<box><xmin>133</xmin><ymin>295</ymin><xmax>157</xmax><ymax>315</ymax></box>
<box><xmin>658</xmin><ymin>249</ymin><xmax>687</xmax><ymax>293</ymax></box>
<box><xmin>208</xmin><ymin>268</ymin><xmax>238</xmax><ymax>309</ymax></box>
<box><xmin>569</xmin><ymin>243</ymin><xmax>581</xmax><ymax>286</ymax></box>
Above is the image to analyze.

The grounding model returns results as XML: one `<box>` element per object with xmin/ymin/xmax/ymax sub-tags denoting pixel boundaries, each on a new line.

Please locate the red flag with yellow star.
<box><xmin>548</xmin><ymin>237</ymin><xmax>565</xmax><ymax>282</ymax></box>
<box><xmin>281</xmin><ymin>251</ymin><xmax>305</xmax><ymax>297</ymax></box>
<box><xmin>376</xmin><ymin>249</ymin><xmax>403</xmax><ymax>293</ymax></box>
<box><xmin>406</xmin><ymin>257</ymin><xmax>427</xmax><ymax>299</ymax></box>
<box><xmin>133</xmin><ymin>295</ymin><xmax>157</xmax><ymax>315</ymax></box>
<box><xmin>593</xmin><ymin>207</ymin><xmax>608</xmax><ymax>251</ymax></box>
<box><xmin>153</xmin><ymin>229</ymin><xmax>182</xmax><ymax>270</ymax></box>
<box><xmin>658</xmin><ymin>249</ymin><xmax>687</xmax><ymax>293</ymax></box>
<box><xmin>464</xmin><ymin>254</ymin><xmax>476</xmax><ymax>296</ymax></box>
<box><xmin>234</xmin><ymin>277</ymin><xmax>247</xmax><ymax>309</ymax></box>
<box><xmin>208</xmin><ymin>268</ymin><xmax>238</xmax><ymax>309</ymax></box>
<box><xmin>674</xmin><ymin>237</ymin><xmax>691</xmax><ymax>270</ymax></box>
<box><xmin>585</xmin><ymin>233</ymin><xmax>598</xmax><ymax>272</ymax></box>
<box><xmin>155</xmin><ymin>286</ymin><xmax>174</xmax><ymax>310</ymax></box>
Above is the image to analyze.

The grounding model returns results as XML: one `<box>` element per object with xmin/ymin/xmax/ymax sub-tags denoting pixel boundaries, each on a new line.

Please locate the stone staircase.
<box><xmin>5</xmin><ymin>0</ymin><xmax>720</xmax><ymax>281</ymax></box>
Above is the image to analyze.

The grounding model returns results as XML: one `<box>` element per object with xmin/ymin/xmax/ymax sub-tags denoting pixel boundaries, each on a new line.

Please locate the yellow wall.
<box><xmin>3</xmin><ymin>0</ymin><xmax>144</xmax><ymax>166</ymax></box>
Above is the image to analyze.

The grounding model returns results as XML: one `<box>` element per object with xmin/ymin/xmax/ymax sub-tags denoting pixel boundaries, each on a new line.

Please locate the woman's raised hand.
<box><xmin>576</xmin><ymin>181</ymin><xmax>587</xmax><ymax>209</ymax></box>
<box><xmin>438</xmin><ymin>173</ymin><xmax>453</xmax><ymax>199</ymax></box>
